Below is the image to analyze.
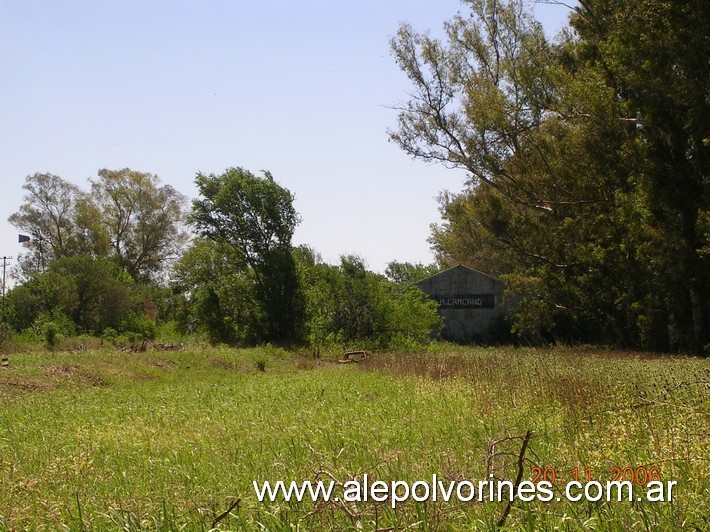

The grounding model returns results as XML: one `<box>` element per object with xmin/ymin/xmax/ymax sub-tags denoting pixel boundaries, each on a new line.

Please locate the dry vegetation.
<box><xmin>0</xmin><ymin>345</ymin><xmax>707</xmax><ymax>529</ymax></box>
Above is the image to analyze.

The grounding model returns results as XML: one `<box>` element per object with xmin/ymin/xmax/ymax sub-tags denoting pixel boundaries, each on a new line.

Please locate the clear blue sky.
<box><xmin>0</xmin><ymin>0</ymin><xmax>571</xmax><ymax>278</ymax></box>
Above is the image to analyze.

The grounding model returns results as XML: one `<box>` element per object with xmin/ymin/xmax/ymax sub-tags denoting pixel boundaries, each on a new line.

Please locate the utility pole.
<box><xmin>1</xmin><ymin>256</ymin><xmax>11</xmax><ymax>323</ymax></box>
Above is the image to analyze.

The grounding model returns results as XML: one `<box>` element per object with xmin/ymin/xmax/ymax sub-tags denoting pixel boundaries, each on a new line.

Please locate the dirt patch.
<box><xmin>43</xmin><ymin>364</ymin><xmax>77</xmax><ymax>378</ymax></box>
<box><xmin>42</xmin><ymin>364</ymin><xmax>107</xmax><ymax>387</ymax></box>
<box><xmin>76</xmin><ymin>369</ymin><xmax>108</xmax><ymax>387</ymax></box>
<box><xmin>0</xmin><ymin>376</ymin><xmax>55</xmax><ymax>393</ymax></box>
<box><xmin>211</xmin><ymin>357</ymin><xmax>236</xmax><ymax>370</ymax></box>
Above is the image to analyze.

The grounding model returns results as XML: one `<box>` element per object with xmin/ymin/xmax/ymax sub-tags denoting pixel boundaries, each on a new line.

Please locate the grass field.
<box><xmin>0</xmin><ymin>345</ymin><xmax>707</xmax><ymax>530</ymax></box>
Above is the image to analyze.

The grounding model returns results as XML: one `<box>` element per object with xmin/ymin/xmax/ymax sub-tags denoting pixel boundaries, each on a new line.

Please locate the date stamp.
<box><xmin>531</xmin><ymin>466</ymin><xmax>663</xmax><ymax>485</ymax></box>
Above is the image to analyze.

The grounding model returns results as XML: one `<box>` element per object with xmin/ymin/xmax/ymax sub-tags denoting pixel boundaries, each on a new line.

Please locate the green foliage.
<box><xmin>32</xmin><ymin>310</ymin><xmax>77</xmax><ymax>350</ymax></box>
<box><xmin>296</xmin><ymin>253</ymin><xmax>441</xmax><ymax>351</ymax></box>
<box><xmin>129</xmin><ymin>283</ymin><xmax>180</xmax><ymax>325</ymax></box>
<box><xmin>0</xmin><ymin>322</ymin><xmax>12</xmax><ymax>350</ymax></box>
<box><xmin>384</xmin><ymin>283</ymin><xmax>442</xmax><ymax>344</ymax></box>
<box><xmin>153</xmin><ymin>321</ymin><xmax>186</xmax><ymax>344</ymax></box>
<box><xmin>172</xmin><ymin>239</ymin><xmax>259</xmax><ymax>345</ymax></box>
<box><xmin>121</xmin><ymin>313</ymin><xmax>157</xmax><ymax>341</ymax></box>
<box><xmin>100</xmin><ymin>327</ymin><xmax>118</xmax><ymax>343</ymax></box>
<box><xmin>8</xmin><ymin>173</ymin><xmax>87</xmax><ymax>275</ymax></box>
<box><xmin>188</xmin><ymin>167</ymin><xmax>305</xmax><ymax>343</ymax></box>
<box><xmin>5</xmin><ymin>256</ymin><xmax>137</xmax><ymax>339</ymax></box>
<box><xmin>390</xmin><ymin>0</ymin><xmax>710</xmax><ymax>351</ymax></box>
<box><xmin>384</xmin><ymin>261</ymin><xmax>440</xmax><ymax>284</ymax></box>
<box><xmin>91</xmin><ymin>168</ymin><xmax>188</xmax><ymax>281</ymax></box>
<box><xmin>9</xmin><ymin>169</ymin><xmax>187</xmax><ymax>282</ymax></box>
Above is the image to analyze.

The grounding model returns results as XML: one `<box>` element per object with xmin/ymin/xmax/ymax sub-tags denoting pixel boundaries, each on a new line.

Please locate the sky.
<box><xmin>0</xmin><ymin>0</ymin><xmax>572</xmax><ymax>280</ymax></box>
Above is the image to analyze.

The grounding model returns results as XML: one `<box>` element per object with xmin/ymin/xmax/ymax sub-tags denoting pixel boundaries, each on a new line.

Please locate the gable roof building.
<box><xmin>415</xmin><ymin>264</ymin><xmax>507</xmax><ymax>342</ymax></box>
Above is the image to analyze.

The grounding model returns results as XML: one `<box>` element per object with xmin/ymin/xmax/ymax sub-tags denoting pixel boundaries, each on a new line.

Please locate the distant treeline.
<box><xmin>3</xmin><ymin>168</ymin><xmax>442</xmax><ymax>351</ymax></box>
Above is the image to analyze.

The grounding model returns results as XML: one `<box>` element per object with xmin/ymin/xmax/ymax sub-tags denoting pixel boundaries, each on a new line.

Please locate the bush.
<box><xmin>121</xmin><ymin>314</ymin><xmax>156</xmax><ymax>341</ymax></box>
<box><xmin>32</xmin><ymin>311</ymin><xmax>77</xmax><ymax>350</ymax></box>
<box><xmin>101</xmin><ymin>327</ymin><xmax>118</xmax><ymax>343</ymax></box>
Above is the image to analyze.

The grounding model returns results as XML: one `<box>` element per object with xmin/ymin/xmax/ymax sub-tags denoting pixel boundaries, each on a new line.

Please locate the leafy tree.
<box><xmin>10</xmin><ymin>169</ymin><xmax>186</xmax><ymax>282</ymax></box>
<box><xmin>296</xmin><ymin>253</ymin><xmax>441</xmax><ymax>350</ymax></box>
<box><xmin>335</xmin><ymin>255</ymin><xmax>380</xmax><ymax>341</ymax></box>
<box><xmin>389</xmin><ymin>0</ymin><xmax>709</xmax><ymax>351</ymax></box>
<box><xmin>293</xmin><ymin>246</ymin><xmax>341</xmax><ymax>353</ymax></box>
<box><xmin>385</xmin><ymin>261</ymin><xmax>440</xmax><ymax>284</ymax></box>
<box><xmin>189</xmin><ymin>167</ymin><xmax>304</xmax><ymax>343</ymax></box>
<box><xmin>5</xmin><ymin>256</ymin><xmax>133</xmax><ymax>335</ymax></box>
<box><xmin>172</xmin><ymin>238</ymin><xmax>259</xmax><ymax>344</ymax></box>
<box><xmin>91</xmin><ymin>168</ymin><xmax>188</xmax><ymax>281</ymax></box>
<box><xmin>8</xmin><ymin>173</ymin><xmax>95</xmax><ymax>275</ymax></box>
<box><xmin>567</xmin><ymin>0</ymin><xmax>709</xmax><ymax>350</ymax></box>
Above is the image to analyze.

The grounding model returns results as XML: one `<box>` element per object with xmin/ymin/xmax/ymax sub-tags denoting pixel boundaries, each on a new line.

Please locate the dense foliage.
<box><xmin>390</xmin><ymin>0</ymin><xmax>709</xmax><ymax>352</ymax></box>
<box><xmin>188</xmin><ymin>168</ymin><xmax>306</xmax><ymax>344</ymax></box>
<box><xmin>3</xmin><ymin>256</ymin><xmax>165</xmax><ymax>344</ymax></box>
<box><xmin>9</xmin><ymin>169</ymin><xmax>187</xmax><ymax>282</ymax></box>
<box><xmin>296</xmin><ymin>251</ymin><xmax>441</xmax><ymax>353</ymax></box>
<box><xmin>4</xmin><ymin>167</ymin><xmax>442</xmax><ymax>350</ymax></box>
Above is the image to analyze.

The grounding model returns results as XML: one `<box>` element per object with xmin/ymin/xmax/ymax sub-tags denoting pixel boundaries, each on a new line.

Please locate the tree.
<box><xmin>384</xmin><ymin>261</ymin><xmax>440</xmax><ymax>284</ymax></box>
<box><xmin>10</xmin><ymin>169</ymin><xmax>186</xmax><ymax>282</ymax></box>
<box><xmin>9</xmin><ymin>173</ymin><xmax>93</xmax><ymax>275</ymax></box>
<box><xmin>5</xmin><ymin>256</ymin><xmax>133</xmax><ymax>335</ymax></box>
<box><xmin>91</xmin><ymin>168</ymin><xmax>188</xmax><ymax>281</ymax></box>
<box><xmin>189</xmin><ymin>167</ymin><xmax>304</xmax><ymax>343</ymax></box>
<box><xmin>389</xmin><ymin>0</ymin><xmax>709</xmax><ymax>350</ymax></box>
<box><xmin>567</xmin><ymin>0</ymin><xmax>710</xmax><ymax>350</ymax></box>
<box><xmin>172</xmin><ymin>238</ymin><xmax>258</xmax><ymax>344</ymax></box>
<box><xmin>295</xmin><ymin>252</ymin><xmax>441</xmax><ymax>350</ymax></box>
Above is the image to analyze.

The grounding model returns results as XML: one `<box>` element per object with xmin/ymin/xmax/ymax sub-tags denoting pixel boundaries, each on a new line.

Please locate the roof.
<box><xmin>414</xmin><ymin>264</ymin><xmax>503</xmax><ymax>285</ymax></box>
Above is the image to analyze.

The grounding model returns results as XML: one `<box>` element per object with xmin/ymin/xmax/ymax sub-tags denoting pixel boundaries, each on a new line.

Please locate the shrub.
<box><xmin>101</xmin><ymin>327</ymin><xmax>118</xmax><ymax>343</ymax></box>
<box><xmin>122</xmin><ymin>314</ymin><xmax>156</xmax><ymax>341</ymax></box>
<box><xmin>32</xmin><ymin>311</ymin><xmax>76</xmax><ymax>350</ymax></box>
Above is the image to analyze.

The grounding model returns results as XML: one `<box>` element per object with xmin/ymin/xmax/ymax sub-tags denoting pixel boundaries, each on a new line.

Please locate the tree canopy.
<box><xmin>390</xmin><ymin>0</ymin><xmax>709</xmax><ymax>351</ymax></box>
<box><xmin>9</xmin><ymin>169</ymin><xmax>187</xmax><ymax>281</ymax></box>
<box><xmin>189</xmin><ymin>167</ymin><xmax>304</xmax><ymax>343</ymax></box>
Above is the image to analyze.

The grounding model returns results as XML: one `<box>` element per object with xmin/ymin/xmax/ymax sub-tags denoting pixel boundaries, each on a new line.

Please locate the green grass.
<box><xmin>0</xmin><ymin>345</ymin><xmax>707</xmax><ymax>530</ymax></box>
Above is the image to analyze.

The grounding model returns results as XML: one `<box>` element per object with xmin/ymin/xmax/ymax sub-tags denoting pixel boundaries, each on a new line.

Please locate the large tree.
<box><xmin>189</xmin><ymin>167</ymin><xmax>304</xmax><ymax>343</ymax></box>
<box><xmin>568</xmin><ymin>0</ymin><xmax>710</xmax><ymax>350</ymax></box>
<box><xmin>10</xmin><ymin>169</ymin><xmax>187</xmax><ymax>282</ymax></box>
<box><xmin>172</xmin><ymin>238</ymin><xmax>258</xmax><ymax>345</ymax></box>
<box><xmin>90</xmin><ymin>168</ymin><xmax>188</xmax><ymax>281</ymax></box>
<box><xmin>9</xmin><ymin>173</ymin><xmax>93</xmax><ymax>274</ymax></box>
<box><xmin>390</xmin><ymin>0</ymin><xmax>709</xmax><ymax>351</ymax></box>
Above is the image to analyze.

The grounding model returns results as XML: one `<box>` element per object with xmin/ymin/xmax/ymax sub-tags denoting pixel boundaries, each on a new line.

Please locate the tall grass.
<box><xmin>0</xmin><ymin>345</ymin><xmax>707</xmax><ymax>529</ymax></box>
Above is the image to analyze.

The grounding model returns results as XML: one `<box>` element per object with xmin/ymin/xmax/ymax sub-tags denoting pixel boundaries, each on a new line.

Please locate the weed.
<box><xmin>0</xmin><ymin>346</ymin><xmax>706</xmax><ymax>529</ymax></box>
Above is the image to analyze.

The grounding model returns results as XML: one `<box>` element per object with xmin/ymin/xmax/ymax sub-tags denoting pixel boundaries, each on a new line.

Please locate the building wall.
<box><xmin>415</xmin><ymin>265</ymin><xmax>506</xmax><ymax>342</ymax></box>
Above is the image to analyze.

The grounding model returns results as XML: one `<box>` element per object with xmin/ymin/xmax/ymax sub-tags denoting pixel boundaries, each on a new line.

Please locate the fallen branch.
<box><xmin>497</xmin><ymin>430</ymin><xmax>533</xmax><ymax>528</ymax></box>
<box><xmin>212</xmin><ymin>498</ymin><xmax>241</xmax><ymax>528</ymax></box>
<box><xmin>338</xmin><ymin>351</ymin><xmax>368</xmax><ymax>364</ymax></box>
